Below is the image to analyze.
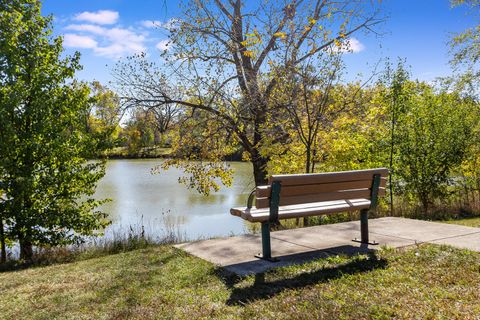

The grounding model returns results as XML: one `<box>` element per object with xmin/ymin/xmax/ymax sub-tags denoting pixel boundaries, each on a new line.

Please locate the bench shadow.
<box><xmin>215</xmin><ymin>245</ymin><xmax>388</xmax><ymax>306</ymax></box>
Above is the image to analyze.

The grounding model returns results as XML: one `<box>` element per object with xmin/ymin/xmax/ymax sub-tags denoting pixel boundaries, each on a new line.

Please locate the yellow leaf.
<box><xmin>243</xmin><ymin>50</ymin><xmax>254</xmax><ymax>57</ymax></box>
<box><xmin>273</xmin><ymin>31</ymin><xmax>287</xmax><ymax>39</ymax></box>
<box><xmin>253</xmin><ymin>28</ymin><xmax>262</xmax><ymax>43</ymax></box>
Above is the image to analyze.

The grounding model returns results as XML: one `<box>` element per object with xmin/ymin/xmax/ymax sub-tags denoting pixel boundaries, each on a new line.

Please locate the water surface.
<box><xmin>95</xmin><ymin>159</ymin><xmax>254</xmax><ymax>240</ymax></box>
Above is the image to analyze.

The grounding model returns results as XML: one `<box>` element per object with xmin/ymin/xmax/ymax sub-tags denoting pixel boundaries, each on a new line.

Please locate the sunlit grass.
<box><xmin>0</xmin><ymin>244</ymin><xmax>479</xmax><ymax>319</ymax></box>
<box><xmin>443</xmin><ymin>217</ymin><xmax>480</xmax><ymax>228</ymax></box>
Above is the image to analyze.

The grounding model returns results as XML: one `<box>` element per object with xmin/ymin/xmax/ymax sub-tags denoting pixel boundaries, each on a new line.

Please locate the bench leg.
<box><xmin>255</xmin><ymin>222</ymin><xmax>279</xmax><ymax>262</ymax></box>
<box><xmin>360</xmin><ymin>208</ymin><xmax>369</xmax><ymax>243</ymax></box>
<box><xmin>352</xmin><ymin>209</ymin><xmax>379</xmax><ymax>245</ymax></box>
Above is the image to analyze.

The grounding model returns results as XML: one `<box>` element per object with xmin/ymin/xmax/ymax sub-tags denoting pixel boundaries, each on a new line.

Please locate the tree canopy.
<box><xmin>0</xmin><ymin>0</ymin><xmax>109</xmax><ymax>260</ymax></box>
<box><xmin>114</xmin><ymin>0</ymin><xmax>383</xmax><ymax>192</ymax></box>
<box><xmin>450</xmin><ymin>0</ymin><xmax>480</xmax><ymax>95</ymax></box>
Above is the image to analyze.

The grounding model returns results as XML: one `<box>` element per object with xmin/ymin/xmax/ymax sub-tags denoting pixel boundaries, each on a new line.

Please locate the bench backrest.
<box><xmin>255</xmin><ymin>168</ymin><xmax>388</xmax><ymax>209</ymax></box>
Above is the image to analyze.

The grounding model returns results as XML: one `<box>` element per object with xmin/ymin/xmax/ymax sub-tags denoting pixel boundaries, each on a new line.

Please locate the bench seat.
<box><xmin>231</xmin><ymin>198</ymin><xmax>371</xmax><ymax>223</ymax></box>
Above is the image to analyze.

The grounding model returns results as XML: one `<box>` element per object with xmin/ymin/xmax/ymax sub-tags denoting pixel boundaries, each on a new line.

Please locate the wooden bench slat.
<box><xmin>268</xmin><ymin>168</ymin><xmax>388</xmax><ymax>186</ymax></box>
<box><xmin>251</xmin><ymin>198</ymin><xmax>370</xmax><ymax>213</ymax></box>
<box><xmin>232</xmin><ymin>199</ymin><xmax>368</xmax><ymax>216</ymax></box>
<box><xmin>230</xmin><ymin>198</ymin><xmax>371</xmax><ymax>223</ymax></box>
<box><xmin>255</xmin><ymin>188</ymin><xmax>386</xmax><ymax>208</ymax></box>
<box><xmin>256</xmin><ymin>178</ymin><xmax>387</xmax><ymax>198</ymax></box>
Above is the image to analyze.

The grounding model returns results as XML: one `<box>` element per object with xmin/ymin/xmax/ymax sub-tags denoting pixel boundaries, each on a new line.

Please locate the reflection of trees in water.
<box><xmin>187</xmin><ymin>194</ymin><xmax>228</xmax><ymax>206</ymax></box>
<box><xmin>162</xmin><ymin>212</ymin><xmax>188</xmax><ymax>227</ymax></box>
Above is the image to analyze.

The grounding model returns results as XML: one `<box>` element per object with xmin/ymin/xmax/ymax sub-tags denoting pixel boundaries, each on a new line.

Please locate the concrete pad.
<box><xmin>175</xmin><ymin>217</ymin><xmax>480</xmax><ymax>275</ymax></box>
<box><xmin>177</xmin><ymin>233</ymin><xmax>312</xmax><ymax>266</ymax></box>
<box><xmin>272</xmin><ymin>220</ymin><xmax>415</xmax><ymax>250</ymax></box>
<box><xmin>369</xmin><ymin>217</ymin><xmax>480</xmax><ymax>242</ymax></box>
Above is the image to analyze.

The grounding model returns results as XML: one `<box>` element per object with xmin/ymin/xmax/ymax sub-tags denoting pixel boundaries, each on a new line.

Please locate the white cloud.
<box><xmin>63</xmin><ymin>34</ymin><xmax>98</xmax><ymax>48</ymax></box>
<box><xmin>95</xmin><ymin>44</ymin><xmax>129</xmax><ymax>58</ymax></box>
<box><xmin>65</xmin><ymin>24</ymin><xmax>106</xmax><ymax>35</ymax></box>
<box><xmin>64</xmin><ymin>24</ymin><xmax>146</xmax><ymax>59</ymax></box>
<box><xmin>140</xmin><ymin>18</ymin><xmax>179</xmax><ymax>31</ymax></box>
<box><xmin>347</xmin><ymin>38</ymin><xmax>365</xmax><ymax>53</ymax></box>
<box><xmin>330</xmin><ymin>37</ymin><xmax>365</xmax><ymax>54</ymax></box>
<box><xmin>162</xmin><ymin>18</ymin><xmax>180</xmax><ymax>31</ymax></box>
<box><xmin>155</xmin><ymin>40</ymin><xmax>170</xmax><ymax>51</ymax></box>
<box><xmin>74</xmin><ymin>10</ymin><xmax>119</xmax><ymax>25</ymax></box>
<box><xmin>140</xmin><ymin>20</ymin><xmax>162</xmax><ymax>28</ymax></box>
<box><xmin>95</xmin><ymin>28</ymin><xmax>146</xmax><ymax>58</ymax></box>
<box><xmin>65</xmin><ymin>11</ymin><xmax>180</xmax><ymax>59</ymax></box>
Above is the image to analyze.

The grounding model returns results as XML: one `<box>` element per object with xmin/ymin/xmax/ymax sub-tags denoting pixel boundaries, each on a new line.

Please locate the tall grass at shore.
<box><xmin>0</xmin><ymin>213</ymin><xmax>185</xmax><ymax>271</ymax></box>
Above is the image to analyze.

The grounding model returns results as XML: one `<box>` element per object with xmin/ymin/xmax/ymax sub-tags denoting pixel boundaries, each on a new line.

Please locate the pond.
<box><xmin>95</xmin><ymin>159</ymin><xmax>255</xmax><ymax>241</ymax></box>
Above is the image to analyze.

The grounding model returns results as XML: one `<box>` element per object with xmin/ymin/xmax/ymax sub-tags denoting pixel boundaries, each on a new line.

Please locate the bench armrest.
<box><xmin>246</xmin><ymin>185</ymin><xmax>270</xmax><ymax>209</ymax></box>
<box><xmin>246</xmin><ymin>189</ymin><xmax>256</xmax><ymax>209</ymax></box>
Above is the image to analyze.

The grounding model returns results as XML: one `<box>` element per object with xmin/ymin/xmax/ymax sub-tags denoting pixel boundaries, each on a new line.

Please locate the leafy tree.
<box><xmin>381</xmin><ymin>60</ymin><xmax>410</xmax><ymax>214</ymax></box>
<box><xmin>395</xmin><ymin>83</ymin><xmax>477</xmax><ymax>212</ymax></box>
<box><xmin>278</xmin><ymin>56</ymin><xmax>343</xmax><ymax>174</ymax></box>
<box><xmin>450</xmin><ymin>0</ymin><xmax>479</xmax><ymax>68</ymax></box>
<box><xmin>459</xmin><ymin>126</ymin><xmax>480</xmax><ymax>206</ymax></box>
<box><xmin>85</xmin><ymin>81</ymin><xmax>122</xmax><ymax>151</ymax></box>
<box><xmin>122</xmin><ymin>110</ymin><xmax>157</xmax><ymax>154</ymax></box>
<box><xmin>0</xmin><ymin>0</ymin><xmax>109</xmax><ymax>261</ymax></box>
<box><xmin>114</xmin><ymin>0</ymin><xmax>383</xmax><ymax>191</ymax></box>
<box><xmin>112</xmin><ymin>55</ymin><xmax>180</xmax><ymax>141</ymax></box>
<box><xmin>312</xmin><ymin>83</ymin><xmax>387</xmax><ymax>172</ymax></box>
<box><xmin>449</xmin><ymin>0</ymin><xmax>480</xmax><ymax>95</ymax></box>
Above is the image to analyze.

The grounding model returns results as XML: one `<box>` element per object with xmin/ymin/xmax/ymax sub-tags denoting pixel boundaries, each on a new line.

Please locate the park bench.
<box><xmin>230</xmin><ymin>168</ymin><xmax>389</xmax><ymax>261</ymax></box>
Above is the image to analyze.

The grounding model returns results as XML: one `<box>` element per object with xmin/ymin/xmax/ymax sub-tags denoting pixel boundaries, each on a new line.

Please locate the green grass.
<box><xmin>1</xmin><ymin>244</ymin><xmax>479</xmax><ymax>319</ymax></box>
<box><xmin>443</xmin><ymin>216</ymin><xmax>480</xmax><ymax>228</ymax></box>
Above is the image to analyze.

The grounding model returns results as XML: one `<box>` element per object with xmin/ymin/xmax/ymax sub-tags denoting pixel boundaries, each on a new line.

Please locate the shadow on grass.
<box><xmin>216</xmin><ymin>245</ymin><xmax>388</xmax><ymax>306</ymax></box>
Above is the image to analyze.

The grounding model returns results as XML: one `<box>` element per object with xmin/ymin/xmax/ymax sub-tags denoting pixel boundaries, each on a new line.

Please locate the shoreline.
<box><xmin>99</xmin><ymin>146</ymin><xmax>245</xmax><ymax>161</ymax></box>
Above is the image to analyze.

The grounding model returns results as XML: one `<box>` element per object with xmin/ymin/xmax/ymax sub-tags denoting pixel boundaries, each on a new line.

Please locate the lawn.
<box><xmin>444</xmin><ymin>216</ymin><xmax>480</xmax><ymax>228</ymax></box>
<box><xmin>1</xmin><ymin>243</ymin><xmax>479</xmax><ymax>319</ymax></box>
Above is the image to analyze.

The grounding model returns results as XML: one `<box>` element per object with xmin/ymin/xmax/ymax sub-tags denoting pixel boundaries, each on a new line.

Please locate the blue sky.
<box><xmin>41</xmin><ymin>0</ymin><xmax>476</xmax><ymax>85</ymax></box>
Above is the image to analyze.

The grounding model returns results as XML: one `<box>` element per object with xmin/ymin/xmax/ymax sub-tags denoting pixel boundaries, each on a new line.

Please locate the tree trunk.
<box><xmin>0</xmin><ymin>219</ymin><xmax>6</xmax><ymax>264</ymax></box>
<box><xmin>303</xmin><ymin>145</ymin><xmax>312</xmax><ymax>226</ymax></box>
<box><xmin>251</xmin><ymin>152</ymin><xmax>269</xmax><ymax>186</ymax></box>
<box><xmin>389</xmin><ymin>112</ymin><xmax>396</xmax><ymax>216</ymax></box>
<box><xmin>311</xmin><ymin>149</ymin><xmax>317</xmax><ymax>173</ymax></box>
<box><xmin>420</xmin><ymin>194</ymin><xmax>429</xmax><ymax>216</ymax></box>
<box><xmin>305</xmin><ymin>144</ymin><xmax>312</xmax><ymax>174</ymax></box>
<box><xmin>19</xmin><ymin>239</ymin><xmax>33</xmax><ymax>262</ymax></box>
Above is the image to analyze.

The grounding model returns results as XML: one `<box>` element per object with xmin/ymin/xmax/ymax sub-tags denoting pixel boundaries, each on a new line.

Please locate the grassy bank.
<box><xmin>444</xmin><ymin>216</ymin><xmax>480</xmax><ymax>228</ymax></box>
<box><xmin>1</xmin><ymin>233</ymin><xmax>480</xmax><ymax>318</ymax></box>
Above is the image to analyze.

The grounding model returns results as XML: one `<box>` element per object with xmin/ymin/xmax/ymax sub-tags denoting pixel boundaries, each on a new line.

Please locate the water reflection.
<box><xmin>95</xmin><ymin>159</ymin><xmax>254</xmax><ymax>240</ymax></box>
